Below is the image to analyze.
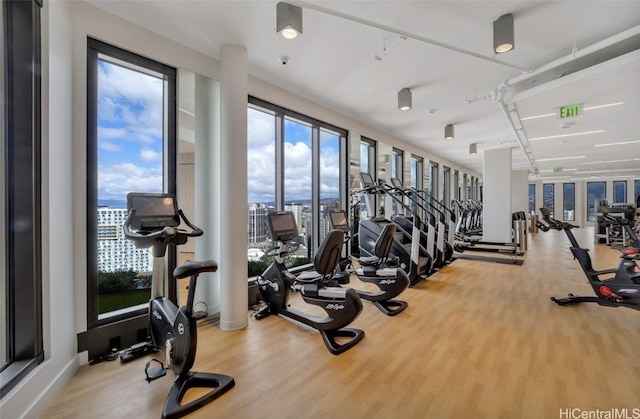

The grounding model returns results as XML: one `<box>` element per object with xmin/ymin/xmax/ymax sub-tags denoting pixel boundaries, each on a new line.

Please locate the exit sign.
<box><xmin>558</xmin><ymin>103</ymin><xmax>582</xmax><ymax>119</ymax></box>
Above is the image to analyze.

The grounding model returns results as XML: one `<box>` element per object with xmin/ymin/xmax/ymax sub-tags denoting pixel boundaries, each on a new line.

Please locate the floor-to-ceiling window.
<box><xmin>359</xmin><ymin>138</ymin><xmax>376</xmax><ymax>217</ymax></box>
<box><xmin>390</xmin><ymin>148</ymin><xmax>403</xmax><ymax>215</ymax></box>
<box><xmin>87</xmin><ymin>39</ymin><xmax>176</xmax><ymax>328</ymax></box>
<box><xmin>319</xmin><ymin>129</ymin><xmax>341</xmax><ymax>243</ymax></box>
<box><xmin>528</xmin><ymin>184</ymin><xmax>536</xmax><ymax>215</ymax></box>
<box><xmin>587</xmin><ymin>181</ymin><xmax>606</xmax><ymax>221</ymax></box>
<box><xmin>428</xmin><ymin>161</ymin><xmax>438</xmax><ymax>201</ymax></box>
<box><xmin>636</xmin><ymin>180</ymin><xmax>640</xmax><ymax>207</ymax></box>
<box><xmin>613</xmin><ymin>180</ymin><xmax>626</xmax><ymax>204</ymax></box>
<box><xmin>247</xmin><ymin>106</ymin><xmax>276</xmax><ymax>269</ymax></box>
<box><xmin>391</xmin><ymin>148</ymin><xmax>403</xmax><ymax>182</ymax></box>
<box><xmin>443</xmin><ymin>166</ymin><xmax>451</xmax><ymax>209</ymax></box>
<box><xmin>464</xmin><ymin>174</ymin><xmax>470</xmax><ymax>199</ymax></box>
<box><xmin>1</xmin><ymin>0</ymin><xmax>43</xmax><ymax>397</ymax></box>
<box><xmin>284</xmin><ymin>117</ymin><xmax>313</xmax><ymax>258</ymax></box>
<box><xmin>410</xmin><ymin>155</ymin><xmax>423</xmax><ymax>215</ymax></box>
<box><xmin>543</xmin><ymin>183</ymin><xmax>555</xmax><ymax>216</ymax></box>
<box><xmin>247</xmin><ymin>97</ymin><xmax>347</xmax><ymax>264</ymax></box>
<box><xmin>453</xmin><ymin>170</ymin><xmax>459</xmax><ymax>200</ymax></box>
<box><xmin>563</xmin><ymin>183</ymin><xmax>575</xmax><ymax>221</ymax></box>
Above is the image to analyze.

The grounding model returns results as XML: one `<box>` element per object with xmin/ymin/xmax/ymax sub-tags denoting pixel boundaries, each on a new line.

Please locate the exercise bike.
<box><xmin>328</xmin><ymin>210</ymin><xmax>410</xmax><ymax>316</ymax></box>
<box><xmin>255</xmin><ymin>211</ymin><xmax>365</xmax><ymax>355</ymax></box>
<box><xmin>537</xmin><ymin>207</ymin><xmax>640</xmax><ymax>311</ymax></box>
<box><xmin>123</xmin><ymin>192</ymin><xmax>235</xmax><ymax>418</ymax></box>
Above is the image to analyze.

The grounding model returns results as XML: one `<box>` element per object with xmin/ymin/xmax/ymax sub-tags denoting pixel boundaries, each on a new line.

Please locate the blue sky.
<box><xmin>97</xmin><ymin>59</ymin><xmax>163</xmax><ymax>205</ymax></box>
<box><xmin>247</xmin><ymin>108</ymin><xmax>341</xmax><ymax>204</ymax></box>
<box><xmin>97</xmin><ymin>60</ymin><xmax>341</xmax><ymax>206</ymax></box>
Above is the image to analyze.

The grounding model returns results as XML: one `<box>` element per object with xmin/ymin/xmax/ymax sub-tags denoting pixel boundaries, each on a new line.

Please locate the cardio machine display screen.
<box><xmin>267</xmin><ymin>211</ymin><xmax>298</xmax><ymax>242</ymax></box>
<box><xmin>360</xmin><ymin>172</ymin><xmax>375</xmax><ymax>188</ymax></box>
<box><xmin>390</xmin><ymin>178</ymin><xmax>402</xmax><ymax>188</ymax></box>
<box><xmin>329</xmin><ymin>211</ymin><xmax>349</xmax><ymax>232</ymax></box>
<box><xmin>127</xmin><ymin>192</ymin><xmax>179</xmax><ymax>230</ymax></box>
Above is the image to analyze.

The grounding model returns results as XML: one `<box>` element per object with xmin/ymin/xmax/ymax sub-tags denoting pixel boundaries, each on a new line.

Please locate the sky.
<box><xmin>246</xmin><ymin>108</ymin><xmax>341</xmax><ymax>204</ymax></box>
<box><xmin>97</xmin><ymin>59</ymin><xmax>341</xmax><ymax>207</ymax></box>
<box><xmin>97</xmin><ymin>59</ymin><xmax>163</xmax><ymax>205</ymax></box>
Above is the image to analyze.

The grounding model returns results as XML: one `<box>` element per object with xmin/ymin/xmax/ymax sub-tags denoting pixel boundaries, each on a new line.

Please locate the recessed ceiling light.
<box><xmin>538</xmin><ymin>168</ymin><xmax>577</xmax><ymax>173</ymax></box>
<box><xmin>574</xmin><ymin>168</ymin><xmax>640</xmax><ymax>174</ymax></box>
<box><xmin>583</xmin><ymin>101</ymin><xmax>625</xmax><ymax>111</ymax></box>
<box><xmin>594</xmin><ymin>140</ymin><xmax>640</xmax><ymax>147</ymax></box>
<box><xmin>520</xmin><ymin>113</ymin><xmax>555</xmax><ymax>121</ymax></box>
<box><xmin>528</xmin><ymin>130</ymin><xmax>604</xmax><ymax>141</ymax></box>
<box><xmin>537</xmin><ymin>156</ymin><xmax>586</xmax><ymax>162</ymax></box>
<box><xmin>581</xmin><ymin>159</ymin><xmax>633</xmax><ymax>164</ymax></box>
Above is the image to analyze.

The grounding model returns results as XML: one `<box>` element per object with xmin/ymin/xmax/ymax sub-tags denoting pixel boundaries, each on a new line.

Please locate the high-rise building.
<box><xmin>248</xmin><ymin>203</ymin><xmax>271</xmax><ymax>245</ymax></box>
<box><xmin>97</xmin><ymin>207</ymin><xmax>152</xmax><ymax>273</ymax></box>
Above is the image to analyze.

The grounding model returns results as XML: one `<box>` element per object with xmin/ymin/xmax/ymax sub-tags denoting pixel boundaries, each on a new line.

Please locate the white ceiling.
<box><xmin>86</xmin><ymin>0</ymin><xmax>640</xmax><ymax>181</ymax></box>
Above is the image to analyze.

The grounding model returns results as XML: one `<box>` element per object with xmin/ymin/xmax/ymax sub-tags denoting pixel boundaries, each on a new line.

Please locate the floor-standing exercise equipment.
<box><xmin>389</xmin><ymin>178</ymin><xmax>454</xmax><ymax>268</ymax></box>
<box><xmin>357</xmin><ymin>172</ymin><xmax>433</xmax><ymax>286</ymax></box>
<box><xmin>328</xmin><ymin>210</ymin><xmax>410</xmax><ymax>316</ymax></box>
<box><xmin>123</xmin><ymin>192</ymin><xmax>235</xmax><ymax>419</ymax></box>
<box><xmin>537</xmin><ymin>207</ymin><xmax>640</xmax><ymax>311</ymax></box>
<box><xmin>255</xmin><ymin>211</ymin><xmax>365</xmax><ymax>354</ymax></box>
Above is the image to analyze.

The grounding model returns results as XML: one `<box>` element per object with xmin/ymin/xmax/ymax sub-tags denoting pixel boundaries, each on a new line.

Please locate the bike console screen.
<box><xmin>267</xmin><ymin>211</ymin><xmax>299</xmax><ymax>242</ymax></box>
<box><xmin>329</xmin><ymin>210</ymin><xmax>350</xmax><ymax>232</ymax></box>
<box><xmin>127</xmin><ymin>192</ymin><xmax>180</xmax><ymax>231</ymax></box>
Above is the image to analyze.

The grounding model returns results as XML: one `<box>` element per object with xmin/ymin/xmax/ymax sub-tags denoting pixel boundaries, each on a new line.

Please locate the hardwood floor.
<box><xmin>42</xmin><ymin>227</ymin><xmax>640</xmax><ymax>418</ymax></box>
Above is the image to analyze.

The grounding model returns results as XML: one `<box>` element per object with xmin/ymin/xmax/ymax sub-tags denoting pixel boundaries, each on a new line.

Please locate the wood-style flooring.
<box><xmin>42</xmin><ymin>227</ymin><xmax>640</xmax><ymax>418</ymax></box>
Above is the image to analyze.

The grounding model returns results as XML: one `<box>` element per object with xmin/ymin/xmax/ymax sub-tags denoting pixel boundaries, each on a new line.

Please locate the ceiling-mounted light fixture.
<box><xmin>445</xmin><ymin>124</ymin><xmax>454</xmax><ymax>140</ymax></box>
<box><xmin>277</xmin><ymin>2</ymin><xmax>303</xmax><ymax>39</ymax></box>
<box><xmin>397</xmin><ymin>88</ymin><xmax>412</xmax><ymax>111</ymax></box>
<box><xmin>469</xmin><ymin>143</ymin><xmax>477</xmax><ymax>155</ymax></box>
<box><xmin>493</xmin><ymin>14</ymin><xmax>514</xmax><ymax>54</ymax></box>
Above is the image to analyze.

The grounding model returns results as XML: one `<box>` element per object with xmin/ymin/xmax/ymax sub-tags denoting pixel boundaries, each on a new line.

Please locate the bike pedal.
<box><xmin>144</xmin><ymin>358</ymin><xmax>167</xmax><ymax>383</ymax></box>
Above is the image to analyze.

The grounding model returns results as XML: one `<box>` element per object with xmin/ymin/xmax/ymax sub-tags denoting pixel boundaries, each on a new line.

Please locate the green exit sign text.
<box><xmin>558</xmin><ymin>103</ymin><xmax>582</xmax><ymax>119</ymax></box>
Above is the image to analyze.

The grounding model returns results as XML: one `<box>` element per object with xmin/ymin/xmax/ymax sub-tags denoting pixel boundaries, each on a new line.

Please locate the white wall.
<box><xmin>483</xmin><ymin>148</ymin><xmax>512</xmax><ymax>243</ymax></box>
<box><xmin>511</xmin><ymin>170</ymin><xmax>529</xmax><ymax>215</ymax></box>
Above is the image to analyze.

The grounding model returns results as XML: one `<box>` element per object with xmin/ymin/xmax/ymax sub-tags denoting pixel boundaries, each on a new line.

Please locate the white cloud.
<box><xmin>98</xmin><ymin>61</ymin><xmax>164</xmax><ymax>145</ymax></box>
<box><xmin>99</xmin><ymin>141</ymin><xmax>122</xmax><ymax>152</ymax></box>
<box><xmin>139</xmin><ymin>148</ymin><xmax>162</xmax><ymax>162</ymax></box>
<box><xmin>98</xmin><ymin>162</ymin><xmax>162</xmax><ymax>201</ymax></box>
<box><xmin>247</xmin><ymin>108</ymin><xmax>275</xmax><ymax>147</ymax></box>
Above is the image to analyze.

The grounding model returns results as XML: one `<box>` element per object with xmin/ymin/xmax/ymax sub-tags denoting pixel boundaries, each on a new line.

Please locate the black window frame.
<box><xmin>587</xmin><ymin>181</ymin><xmax>606</xmax><ymax>222</ymax></box>
<box><xmin>543</xmin><ymin>183</ymin><xmax>554</xmax><ymax>216</ymax></box>
<box><xmin>85</xmin><ymin>38</ymin><xmax>177</xmax><ymax>330</ymax></box>
<box><xmin>248</xmin><ymin>96</ymin><xmax>348</xmax><ymax>254</ymax></box>
<box><xmin>1</xmin><ymin>0</ymin><xmax>44</xmax><ymax>398</ymax></box>
<box><xmin>612</xmin><ymin>180</ymin><xmax>626</xmax><ymax>204</ymax></box>
<box><xmin>562</xmin><ymin>183</ymin><xmax>575</xmax><ymax>221</ymax></box>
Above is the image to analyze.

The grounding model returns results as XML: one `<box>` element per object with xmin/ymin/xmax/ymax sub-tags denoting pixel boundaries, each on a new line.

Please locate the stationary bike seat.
<box><xmin>173</xmin><ymin>260</ymin><xmax>218</xmax><ymax>279</ymax></box>
<box><xmin>623</xmin><ymin>248</ymin><xmax>639</xmax><ymax>256</ymax></box>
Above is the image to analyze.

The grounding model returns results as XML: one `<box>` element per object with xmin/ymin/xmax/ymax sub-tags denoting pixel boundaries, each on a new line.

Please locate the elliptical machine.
<box><xmin>123</xmin><ymin>192</ymin><xmax>234</xmax><ymax>418</ymax></box>
<box><xmin>255</xmin><ymin>211</ymin><xmax>365</xmax><ymax>355</ymax></box>
<box><xmin>537</xmin><ymin>207</ymin><xmax>640</xmax><ymax>311</ymax></box>
<box><xmin>328</xmin><ymin>210</ymin><xmax>410</xmax><ymax>316</ymax></box>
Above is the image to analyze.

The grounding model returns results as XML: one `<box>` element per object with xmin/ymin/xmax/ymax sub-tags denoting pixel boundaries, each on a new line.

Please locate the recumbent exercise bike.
<box><xmin>255</xmin><ymin>211</ymin><xmax>365</xmax><ymax>355</ymax></box>
<box><xmin>328</xmin><ymin>210</ymin><xmax>410</xmax><ymax>316</ymax></box>
<box><xmin>123</xmin><ymin>192</ymin><xmax>234</xmax><ymax>418</ymax></box>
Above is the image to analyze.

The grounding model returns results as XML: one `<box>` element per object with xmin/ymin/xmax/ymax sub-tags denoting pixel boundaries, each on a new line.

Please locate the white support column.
<box><xmin>219</xmin><ymin>44</ymin><xmax>249</xmax><ymax>331</ymax></box>
<box><xmin>511</xmin><ymin>170</ymin><xmax>529</xmax><ymax>215</ymax></box>
<box><xmin>483</xmin><ymin>148</ymin><xmax>512</xmax><ymax>243</ymax></box>
<box><xmin>193</xmin><ymin>74</ymin><xmax>221</xmax><ymax>314</ymax></box>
